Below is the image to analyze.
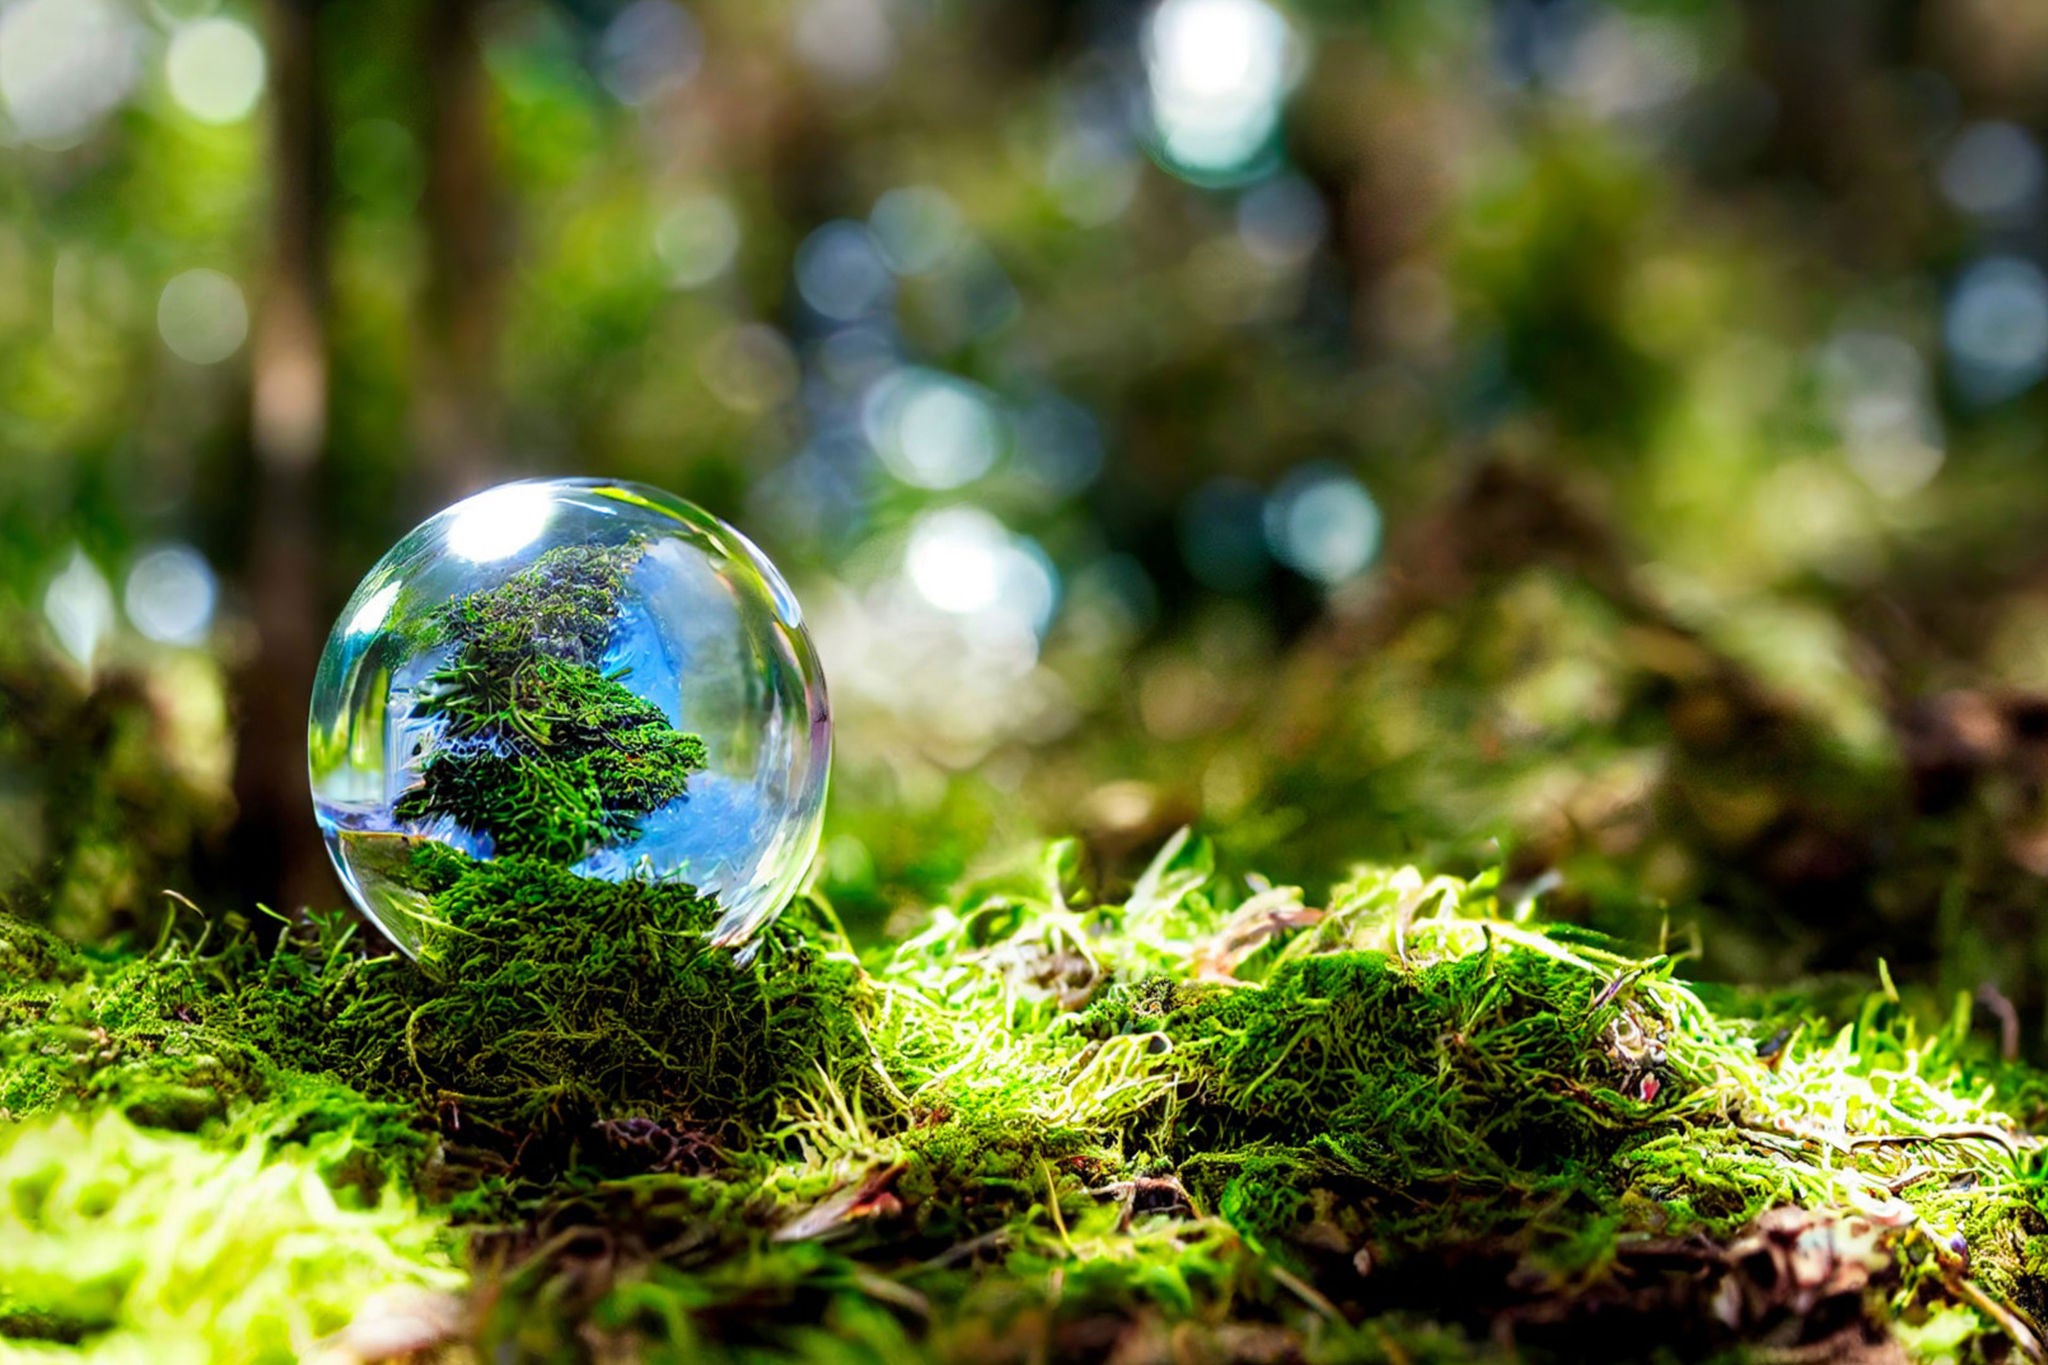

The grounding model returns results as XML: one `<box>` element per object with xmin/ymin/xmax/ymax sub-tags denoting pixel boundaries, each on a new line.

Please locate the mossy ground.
<box><xmin>4</xmin><ymin>832</ymin><xmax>2048</xmax><ymax>1362</ymax></box>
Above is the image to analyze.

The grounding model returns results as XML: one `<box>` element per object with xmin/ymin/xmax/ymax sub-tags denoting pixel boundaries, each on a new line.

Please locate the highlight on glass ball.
<box><xmin>308</xmin><ymin>478</ymin><xmax>831</xmax><ymax>963</ymax></box>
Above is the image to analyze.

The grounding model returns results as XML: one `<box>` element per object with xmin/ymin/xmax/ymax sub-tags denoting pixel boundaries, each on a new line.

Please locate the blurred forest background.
<box><xmin>8</xmin><ymin>0</ymin><xmax>2048</xmax><ymax>1039</ymax></box>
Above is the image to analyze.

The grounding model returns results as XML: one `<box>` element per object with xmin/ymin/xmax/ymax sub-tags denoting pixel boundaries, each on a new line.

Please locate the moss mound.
<box><xmin>239</xmin><ymin>846</ymin><xmax>876</xmax><ymax>1145</ymax></box>
<box><xmin>1084</xmin><ymin>949</ymin><xmax>1656</xmax><ymax>1241</ymax></box>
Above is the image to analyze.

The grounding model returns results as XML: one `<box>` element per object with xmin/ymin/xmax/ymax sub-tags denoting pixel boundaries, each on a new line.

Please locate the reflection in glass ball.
<box><xmin>308</xmin><ymin>478</ymin><xmax>831</xmax><ymax>962</ymax></box>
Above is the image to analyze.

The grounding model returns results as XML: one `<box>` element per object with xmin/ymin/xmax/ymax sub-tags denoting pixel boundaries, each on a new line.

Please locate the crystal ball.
<box><xmin>308</xmin><ymin>478</ymin><xmax>831</xmax><ymax>960</ymax></box>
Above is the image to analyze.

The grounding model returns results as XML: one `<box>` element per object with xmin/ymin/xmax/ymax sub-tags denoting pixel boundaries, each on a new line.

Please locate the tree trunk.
<box><xmin>415</xmin><ymin>0</ymin><xmax>502</xmax><ymax>504</ymax></box>
<box><xmin>231</xmin><ymin>0</ymin><xmax>332</xmax><ymax>914</ymax></box>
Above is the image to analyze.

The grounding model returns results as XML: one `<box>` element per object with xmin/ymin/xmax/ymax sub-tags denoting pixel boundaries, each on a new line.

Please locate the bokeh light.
<box><xmin>1143</xmin><ymin>0</ymin><xmax>1298</xmax><ymax>185</ymax></box>
<box><xmin>1945</xmin><ymin>256</ymin><xmax>2048</xmax><ymax>405</ymax></box>
<box><xmin>1818</xmin><ymin>331</ymin><xmax>1945</xmax><ymax>499</ymax></box>
<box><xmin>1045</xmin><ymin>83</ymin><xmax>1142</xmax><ymax>226</ymax></box>
<box><xmin>905</xmin><ymin>505</ymin><xmax>1058</xmax><ymax>640</ymax></box>
<box><xmin>791</xmin><ymin>0</ymin><xmax>895</xmax><ymax>89</ymax></box>
<box><xmin>1065</xmin><ymin>555</ymin><xmax>1158</xmax><ymax>649</ymax></box>
<box><xmin>1264</xmin><ymin>466</ymin><xmax>1382</xmax><ymax>585</ymax></box>
<box><xmin>1539</xmin><ymin>7</ymin><xmax>1701</xmax><ymax>120</ymax></box>
<box><xmin>698</xmin><ymin>323</ymin><xmax>799</xmax><ymax>413</ymax></box>
<box><xmin>906</xmin><ymin>507</ymin><xmax>1005</xmax><ymax>615</ymax></box>
<box><xmin>124</xmin><ymin>544</ymin><xmax>218</xmax><ymax>646</ymax></box>
<box><xmin>598</xmin><ymin>0</ymin><xmax>703</xmax><ymax>106</ymax></box>
<box><xmin>863</xmin><ymin>368</ymin><xmax>1004</xmax><ymax>490</ymax></box>
<box><xmin>1236</xmin><ymin>173</ymin><xmax>1327</xmax><ymax>268</ymax></box>
<box><xmin>1939</xmin><ymin>121</ymin><xmax>2044</xmax><ymax>222</ymax></box>
<box><xmin>0</xmin><ymin>0</ymin><xmax>140</xmax><ymax>145</ymax></box>
<box><xmin>165</xmin><ymin>16</ymin><xmax>266</xmax><ymax>125</ymax></box>
<box><xmin>794</xmin><ymin>220</ymin><xmax>892</xmax><ymax>322</ymax></box>
<box><xmin>810</xmin><ymin>511</ymin><xmax>1071</xmax><ymax>762</ymax></box>
<box><xmin>43</xmin><ymin>548</ymin><xmax>115</xmax><ymax>671</ymax></box>
<box><xmin>1014</xmin><ymin>393</ymin><xmax>1104</xmax><ymax>497</ymax></box>
<box><xmin>815</xmin><ymin>324</ymin><xmax>894</xmax><ymax>388</ymax></box>
<box><xmin>870</xmin><ymin>186</ymin><xmax>966</xmax><ymax>277</ymax></box>
<box><xmin>157</xmin><ymin>269</ymin><xmax>249</xmax><ymax>365</ymax></box>
<box><xmin>655</xmin><ymin>193</ymin><xmax>741</xmax><ymax>289</ymax></box>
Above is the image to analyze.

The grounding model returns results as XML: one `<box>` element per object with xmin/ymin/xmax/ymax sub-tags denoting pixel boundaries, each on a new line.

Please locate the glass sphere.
<box><xmin>308</xmin><ymin>478</ymin><xmax>831</xmax><ymax>960</ymax></box>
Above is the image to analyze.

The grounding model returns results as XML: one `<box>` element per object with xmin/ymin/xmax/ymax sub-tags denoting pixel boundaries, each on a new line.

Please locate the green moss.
<box><xmin>0</xmin><ymin>856</ymin><xmax>878</xmax><ymax>1203</ymax></box>
<box><xmin>224</xmin><ymin>846</ymin><xmax>879</xmax><ymax>1157</ymax></box>
<box><xmin>0</xmin><ymin>926</ymin><xmax>260</xmax><ymax>1128</ymax></box>
<box><xmin>0</xmin><ymin>916</ymin><xmax>83</xmax><ymax>990</ymax></box>
<box><xmin>405</xmin><ymin>848</ymin><xmax>870</xmax><ymax>1137</ymax></box>
<box><xmin>9</xmin><ymin>837</ymin><xmax>2048</xmax><ymax>1361</ymax></box>
<box><xmin>1205</xmin><ymin>1148</ymin><xmax>1315</xmax><ymax>1238</ymax></box>
<box><xmin>1091</xmin><ymin>948</ymin><xmax>1647</xmax><ymax>1185</ymax></box>
<box><xmin>1063</xmin><ymin>891</ymin><xmax>1673</xmax><ymax>1256</ymax></box>
<box><xmin>431</xmin><ymin>541</ymin><xmax>638</xmax><ymax>667</ymax></box>
<box><xmin>393</xmin><ymin>540</ymin><xmax>707</xmax><ymax>862</ymax></box>
<box><xmin>0</xmin><ymin>1110</ymin><xmax>458</xmax><ymax>1359</ymax></box>
<box><xmin>1956</xmin><ymin>1194</ymin><xmax>2048</xmax><ymax>1337</ymax></box>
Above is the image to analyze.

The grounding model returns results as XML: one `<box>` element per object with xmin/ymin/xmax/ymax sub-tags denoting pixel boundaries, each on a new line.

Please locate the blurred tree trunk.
<box><xmin>415</xmin><ymin>0</ymin><xmax>502</xmax><ymax>502</ymax></box>
<box><xmin>232</xmin><ymin>0</ymin><xmax>332</xmax><ymax>913</ymax></box>
<box><xmin>232</xmin><ymin>0</ymin><xmax>502</xmax><ymax>913</ymax></box>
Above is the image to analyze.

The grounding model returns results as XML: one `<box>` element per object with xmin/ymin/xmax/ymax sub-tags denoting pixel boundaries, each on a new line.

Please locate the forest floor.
<box><xmin>5</xmin><ymin>826</ymin><xmax>2048</xmax><ymax>1364</ymax></box>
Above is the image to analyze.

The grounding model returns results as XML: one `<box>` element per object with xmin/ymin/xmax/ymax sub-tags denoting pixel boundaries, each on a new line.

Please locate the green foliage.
<box><xmin>0</xmin><ymin>1109</ymin><xmax>458</xmax><ymax>1360</ymax></box>
<box><xmin>393</xmin><ymin>540</ymin><xmax>707</xmax><ymax>862</ymax></box>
